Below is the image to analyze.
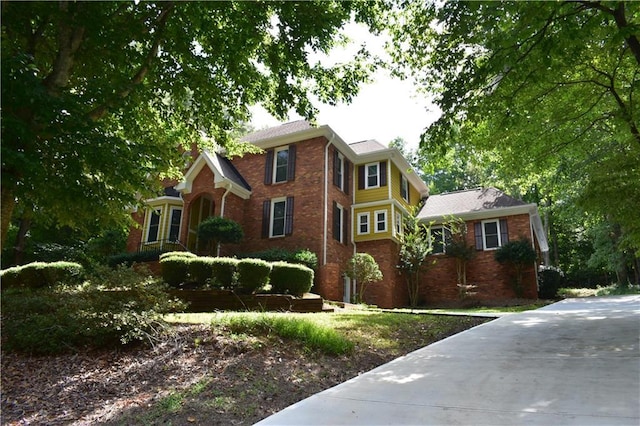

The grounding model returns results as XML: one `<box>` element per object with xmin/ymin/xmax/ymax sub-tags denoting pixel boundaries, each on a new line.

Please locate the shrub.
<box><xmin>1</xmin><ymin>261</ymin><xmax>84</xmax><ymax>289</ymax></box>
<box><xmin>495</xmin><ymin>239</ymin><xmax>538</xmax><ymax>297</ymax></box>
<box><xmin>270</xmin><ymin>262</ymin><xmax>314</xmax><ymax>296</ymax></box>
<box><xmin>197</xmin><ymin>217</ymin><xmax>244</xmax><ymax>255</ymax></box>
<box><xmin>538</xmin><ymin>266</ymin><xmax>565</xmax><ymax>299</ymax></box>
<box><xmin>240</xmin><ymin>248</ymin><xmax>318</xmax><ymax>271</ymax></box>
<box><xmin>159</xmin><ymin>251</ymin><xmax>197</xmax><ymax>261</ymax></box>
<box><xmin>188</xmin><ymin>257</ymin><xmax>217</xmax><ymax>288</ymax></box>
<box><xmin>108</xmin><ymin>250</ymin><xmax>164</xmax><ymax>267</ymax></box>
<box><xmin>210</xmin><ymin>257</ymin><xmax>239</xmax><ymax>289</ymax></box>
<box><xmin>237</xmin><ymin>259</ymin><xmax>272</xmax><ymax>294</ymax></box>
<box><xmin>160</xmin><ymin>256</ymin><xmax>192</xmax><ymax>287</ymax></box>
<box><xmin>345</xmin><ymin>253</ymin><xmax>383</xmax><ymax>303</ymax></box>
<box><xmin>1</xmin><ymin>266</ymin><xmax>185</xmax><ymax>354</ymax></box>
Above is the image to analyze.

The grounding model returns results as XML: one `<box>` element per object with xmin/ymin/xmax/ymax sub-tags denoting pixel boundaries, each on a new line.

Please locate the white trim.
<box><xmin>374</xmin><ymin>209</ymin><xmax>387</xmax><ymax>233</ymax></box>
<box><xmin>365</xmin><ymin>162</ymin><xmax>380</xmax><ymax>189</ymax></box>
<box><xmin>395</xmin><ymin>211</ymin><xmax>403</xmax><ymax>237</ymax></box>
<box><xmin>481</xmin><ymin>219</ymin><xmax>502</xmax><ymax>250</ymax></box>
<box><xmin>430</xmin><ymin>225</ymin><xmax>450</xmax><ymax>255</ymax></box>
<box><xmin>270</xmin><ymin>197</ymin><xmax>287</xmax><ymax>238</ymax></box>
<box><xmin>401</xmin><ymin>175</ymin><xmax>409</xmax><ymax>202</ymax></box>
<box><xmin>419</xmin><ymin>203</ymin><xmax>537</xmax><ymax>223</ymax></box>
<box><xmin>357</xmin><ymin>212</ymin><xmax>370</xmax><ymax>235</ymax></box>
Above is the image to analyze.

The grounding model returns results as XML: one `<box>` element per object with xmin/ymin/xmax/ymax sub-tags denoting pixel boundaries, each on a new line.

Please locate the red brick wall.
<box><xmin>126</xmin><ymin>211</ymin><xmax>145</xmax><ymax>252</ymax></box>
<box><xmin>421</xmin><ymin>213</ymin><xmax>539</xmax><ymax>304</ymax></box>
<box><xmin>357</xmin><ymin>240</ymin><xmax>406</xmax><ymax>308</ymax></box>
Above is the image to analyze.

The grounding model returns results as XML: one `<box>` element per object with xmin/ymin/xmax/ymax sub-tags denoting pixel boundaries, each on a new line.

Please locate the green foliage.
<box><xmin>218</xmin><ymin>312</ymin><xmax>353</xmax><ymax>355</ymax></box>
<box><xmin>108</xmin><ymin>250</ymin><xmax>165</xmax><ymax>267</ymax></box>
<box><xmin>188</xmin><ymin>257</ymin><xmax>217</xmax><ymax>288</ymax></box>
<box><xmin>398</xmin><ymin>212</ymin><xmax>433</xmax><ymax>307</ymax></box>
<box><xmin>2</xmin><ymin>1</ymin><xmax>387</xmax><ymax>247</ymax></box>
<box><xmin>240</xmin><ymin>248</ymin><xmax>318</xmax><ymax>271</ymax></box>
<box><xmin>1</xmin><ymin>261</ymin><xmax>84</xmax><ymax>289</ymax></box>
<box><xmin>237</xmin><ymin>259</ymin><xmax>272</xmax><ymax>294</ymax></box>
<box><xmin>197</xmin><ymin>217</ymin><xmax>244</xmax><ymax>255</ymax></box>
<box><xmin>210</xmin><ymin>257</ymin><xmax>239</xmax><ymax>290</ymax></box>
<box><xmin>160</xmin><ymin>256</ymin><xmax>192</xmax><ymax>288</ymax></box>
<box><xmin>344</xmin><ymin>253</ymin><xmax>383</xmax><ymax>303</ymax></box>
<box><xmin>495</xmin><ymin>239</ymin><xmax>538</xmax><ymax>297</ymax></box>
<box><xmin>269</xmin><ymin>262</ymin><xmax>314</xmax><ymax>297</ymax></box>
<box><xmin>538</xmin><ymin>266</ymin><xmax>565</xmax><ymax>300</ymax></box>
<box><xmin>1</xmin><ymin>265</ymin><xmax>185</xmax><ymax>354</ymax></box>
<box><xmin>159</xmin><ymin>251</ymin><xmax>197</xmax><ymax>261</ymax></box>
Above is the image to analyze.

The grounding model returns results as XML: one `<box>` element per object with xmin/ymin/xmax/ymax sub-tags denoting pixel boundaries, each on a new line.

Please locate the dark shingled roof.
<box><xmin>241</xmin><ymin>120</ymin><xmax>315</xmax><ymax>143</ymax></box>
<box><xmin>163</xmin><ymin>186</ymin><xmax>181</xmax><ymax>197</ymax></box>
<box><xmin>349</xmin><ymin>139</ymin><xmax>387</xmax><ymax>154</ymax></box>
<box><xmin>217</xmin><ymin>153</ymin><xmax>251</xmax><ymax>191</ymax></box>
<box><xmin>418</xmin><ymin>187</ymin><xmax>528</xmax><ymax>219</ymax></box>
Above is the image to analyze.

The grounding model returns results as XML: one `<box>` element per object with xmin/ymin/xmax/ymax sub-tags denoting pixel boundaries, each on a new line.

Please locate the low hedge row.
<box><xmin>159</xmin><ymin>253</ymin><xmax>313</xmax><ymax>296</ymax></box>
<box><xmin>1</xmin><ymin>261</ymin><xmax>84</xmax><ymax>289</ymax></box>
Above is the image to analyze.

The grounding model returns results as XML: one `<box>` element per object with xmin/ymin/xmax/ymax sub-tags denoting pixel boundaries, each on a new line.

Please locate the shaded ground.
<box><xmin>1</xmin><ymin>316</ymin><xmax>489</xmax><ymax>425</ymax></box>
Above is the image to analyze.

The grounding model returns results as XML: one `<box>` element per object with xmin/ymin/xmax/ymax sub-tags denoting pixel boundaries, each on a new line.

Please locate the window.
<box><xmin>475</xmin><ymin>219</ymin><xmax>509</xmax><ymax>250</ymax></box>
<box><xmin>375</xmin><ymin>210</ymin><xmax>387</xmax><ymax>233</ymax></box>
<box><xmin>264</xmin><ymin>145</ymin><xmax>296</xmax><ymax>184</ymax></box>
<box><xmin>400</xmin><ymin>175</ymin><xmax>409</xmax><ymax>202</ymax></box>
<box><xmin>395</xmin><ymin>212</ymin><xmax>403</xmax><ymax>236</ymax></box>
<box><xmin>333</xmin><ymin>202</ymin><xmax>347</xmax><ymax>244</ymax></box>
<box><xmin>274</xmin><ymin>147</ymin><xmax>289</xmax><ymax>183</ymax></box>
<box><xmin>335</xmin><ymin>151</ymin><xmax>344</xmax><ymax>190</ymax></box>
<box><xmin>358</xmin><ymin>212</ymin><xmax>370</xmax><ymax>235</ymax></box>
<box><xmin>262</xmin><ymin>197</ymin><xmax>294</xmax><ymax>238</ymax></box>
<box><xmin>430</xmin><ymin>226</ymin><xmax>452</xmax><ymax>254</ymax></box>
<box><xmin>366</xmin><ymin>162</ymin><xmax>379</xmax><ymax>188</ymax></box>
<box><xmin>146</xmin><ymin>209</ymin><xmax>161</xmax><ymax>242</ymax></box>
<box><xmin>168</xmin><ymin>208</ymin><xmax>182</xmax><ymax>241</ymax></box>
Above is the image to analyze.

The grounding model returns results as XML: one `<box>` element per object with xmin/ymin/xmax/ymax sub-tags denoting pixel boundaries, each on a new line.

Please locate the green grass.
<box><xmin>559</xmin><ymin>283</ymin><xmax>640</xmax><ymax>298</ymax></box>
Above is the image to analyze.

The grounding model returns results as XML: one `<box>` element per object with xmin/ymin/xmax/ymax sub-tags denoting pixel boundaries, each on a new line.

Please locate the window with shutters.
<box><xmin>263</xmin><ymin>197</ymin><xmax>294</xmax><ymax>238</ymax></box>
<box><xmin>374</xmin><ymin>209</ymin><xmax>387</xmax><ymax>233</ymax></box>
<box><xmin>335</xmin><ymin>152</ymin><xmax>344</xmax><ymax>190</ymax></box>
<box><xmin>357</xmin><ymin>212</ymin><xmax>370</xmax><ymax>235</ymax></box>
<box><xmin>274</xmin><ymin>147</ymin><xmax>289</xmax><ymax>183</ymax></box>
<box><xmin>333</xmin><ymin>202</ymin><xmax>347</xmax><ymax>244</ymax></box>
<box><xmin>265</xmin><ymin>145</ymin><xmax>296</xmax><ymax>184</ymax></box>
<box><xmin>476</xmin><ymin>219</ymin><xmax>508</xmax><ymax>250</ymax></box>
<box><xmin>366</xmin><ymin>162</ymin><xmax>380</xmax><ymax>188</ymax></box>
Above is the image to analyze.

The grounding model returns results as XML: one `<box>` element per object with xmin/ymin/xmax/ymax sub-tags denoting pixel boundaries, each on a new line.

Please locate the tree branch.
<box><xmin>87</xmin><ymin>2</ymin><xmax>174</xmax><ymax>121</ymax></box>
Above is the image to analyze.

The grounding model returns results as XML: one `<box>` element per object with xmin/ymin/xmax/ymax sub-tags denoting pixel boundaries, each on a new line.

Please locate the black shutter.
<box><xmin>475</xmin><ymin>222</ymin><xmax>483</xmax><ymax>250</ymax></box>
<box><xmin>344</xmin><ymin>161</ymin><xmax>350</xmax><ymax>195</ymax></box>
<box><xmin>333</xmin><ymin>201</ymin><xmax>340</xmax><ymax>241</ymax></box>
<box><xmin>343</xmin><ymin>208</ymin><xmax>349</xmax><ymax>245</ymax></box>
<box><xmin>285</xmin><ymin>196</ymin><xmax>294</xmax><ymax>235</ymax></box>
<box><xmin>333</xmin><ymin>149</ymin><xmax>340</xmax><ymax>187</ymax></box>
<box><xmin>264</xmin><ymin>150</ymin><xmax>274</xmax><ymax>185</ymax></box>
<box><xmin>358</xmin><ymin>165</ymin><xmax>365</xmax><ymax>190</ymax></box>
<box><xmin>287</xmin><ymin>145</ymin><xmax>296</xmax><ymax>181</ymax></box>
<box><xmin>380</xmin><ymin>161</ymin><xmax>387</xmax><ymax>187</ymax></box>
<box><xmin>500</xmin><ymin>219</ymin><xmax>509</xmax><ymax>245</ymax></box>
<box><xmin>262</xmin><ymin>200</ymin><xmax>271</xmax><ymax>238</ymax></box>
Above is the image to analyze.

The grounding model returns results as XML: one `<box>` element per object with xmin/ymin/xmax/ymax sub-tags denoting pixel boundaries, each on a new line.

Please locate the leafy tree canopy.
<box><xmin>390</xmin><ymin>1</ymin><xmax>640</xmax><ymax>253</ymax></box>
<box><xmin>1</xmin><ymin>1</ymin><xmax>389</xmax><ymax>246</ymax></box>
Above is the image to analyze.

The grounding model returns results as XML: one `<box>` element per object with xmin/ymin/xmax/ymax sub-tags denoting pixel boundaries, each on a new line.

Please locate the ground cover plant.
<box><xmin>1</xmin><ymin>308</ymin><xmax>489</xmax><ymax>425</ymax></box>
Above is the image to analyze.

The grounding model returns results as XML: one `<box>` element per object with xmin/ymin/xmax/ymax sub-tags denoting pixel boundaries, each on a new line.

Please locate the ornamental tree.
<box><xmin>345</xmin><ymin>252</ymin><xmax>382</xmax><ymax>304</ymax></box>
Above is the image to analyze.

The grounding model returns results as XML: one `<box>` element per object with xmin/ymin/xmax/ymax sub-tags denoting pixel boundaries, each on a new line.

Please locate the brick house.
<box><xmin>126</xmin><ymin>121</ymin><xmax>548</xmax><ymax>307</ymax></box>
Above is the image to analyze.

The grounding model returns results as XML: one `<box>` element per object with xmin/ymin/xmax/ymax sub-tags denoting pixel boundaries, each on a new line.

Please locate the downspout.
<box><xmin>217</xmin><ymin>183</ymin><xmax>232</xmax><ymax>256</ymax></box>
<box><xmin>323</xmin><ymin>133</ymin><xmax>336</xmax><ymax>266</ymax></box>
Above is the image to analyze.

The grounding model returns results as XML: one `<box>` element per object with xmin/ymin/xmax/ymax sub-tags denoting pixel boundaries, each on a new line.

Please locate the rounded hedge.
<box><xmin>188</xmin><ymin>257</ymin><xmax>217</xmax><ymax>288</ymax></box>
<box><xmin>159</xmin><ymin>251</ymin><xmax>198</xmax><ymax>261</ymax></box>
<box><xmin>160</xmin><ymin>256</ymin><xmax>192</xmax><ymax>287</ymax></box>
<box><xmin>237</xmin><ymin>259</ymin><xmax>272</xmax><ymax>294</ymax></box>
<box><xmin>1</xmin><ymin>261</ymin><xmax>84</xmax><ymax>290</ymax></box>
<box><xmin>538</xmin><ymin>266</ymin><xmax>565</xmax><ymax>299</ymax></box>
<box><xmin>210</xmin><ymin>257</ymin><xmax>239</xmax><ymax>289</ymax></box>
<box><xmin>269</xmin><ymin>262</ymin><xmax>314</xmax><ymax>296</ymax></box>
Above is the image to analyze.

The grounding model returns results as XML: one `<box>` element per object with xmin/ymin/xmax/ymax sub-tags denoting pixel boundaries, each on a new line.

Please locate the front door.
<box><xmin>186</xmin><ymin>195</ymin><xmax>214</xmax><ymax>253</ymax></box>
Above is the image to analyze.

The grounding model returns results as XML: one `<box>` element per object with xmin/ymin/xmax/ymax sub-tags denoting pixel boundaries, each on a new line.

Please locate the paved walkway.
<box><xmin>256</xmin><ymin>295</ymin><xmax>640</xmax><ymax>425</ymax></box>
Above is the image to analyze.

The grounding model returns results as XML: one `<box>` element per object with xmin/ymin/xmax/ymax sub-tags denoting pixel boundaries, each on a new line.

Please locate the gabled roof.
<box><xmin>242</xmin><ymin>120</ymin><xmax>314</xmax><ymax>143</ymax></box>
<box><xmin>418</xmin><ymin>187</ymin><xmax>529</xmax><ymax>220</ymax></box>
<box><xmin>175</xmin><ymin>151</ymin><xmax>251</xmax><ymax>199</ymax></box>
<box><xmin>349</xmin><ymin>139</ymin><xmax>388</xmax><ymax>155</ymax></box>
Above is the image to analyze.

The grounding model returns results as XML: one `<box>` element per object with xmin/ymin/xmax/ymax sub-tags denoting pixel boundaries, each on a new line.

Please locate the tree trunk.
<box><xmin>14</xmin><ymin>209</ymin><xmax>33</xmax><ymax>266</ymax></box>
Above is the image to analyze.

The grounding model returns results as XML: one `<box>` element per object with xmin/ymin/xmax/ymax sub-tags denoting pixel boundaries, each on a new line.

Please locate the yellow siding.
<box><xmin>143</xmin><ymin>200</ymin><xmax>183</xmax><ymax>243</ymax></box>
<box><xmin>355</xmin><ymin>184</ymin><xmax>388</xmax><ymax>204</ymax></box>
<box><xmin>390</xmin><ymin>163</ymin><xmax>423</xmax><ymax>210</ymax></box>
<box><xmin>353</xmin><ymin>205</ymin><xmax>392</xmax><ymax>242</ymax></box>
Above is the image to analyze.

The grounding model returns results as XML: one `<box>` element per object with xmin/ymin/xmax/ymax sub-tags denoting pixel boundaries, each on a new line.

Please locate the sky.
<box><xmin>249</xmin><ymin>24</ymin><xmax>441</xmax><ymax>153</ymax></box>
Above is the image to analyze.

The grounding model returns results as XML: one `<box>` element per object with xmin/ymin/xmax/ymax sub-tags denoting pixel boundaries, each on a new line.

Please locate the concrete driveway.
<box><xmin>256</xmin><ymin>295</ymin><xmax>640</xmax><ymax>425</ymax></box>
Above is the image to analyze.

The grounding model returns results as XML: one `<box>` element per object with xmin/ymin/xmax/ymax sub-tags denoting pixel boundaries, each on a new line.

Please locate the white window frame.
<box><xmin>270</xmin><ymin>197</ymin><xmax>287</xmax><ymax>238</ymax></box>
<box><xmin>146</xmin><ymin>208</ymin><xmax>162</xmax><ymax>243</ymax></box>
<box><xmin>482</xmin><ymin>219</ymin><xmax>502</xmax><ymax>250</ymax></box>
<box><xmin>357</xmin><ymin>212</ymin><xmax>370</xmax><ymax>235</ymax></box>
<box><xmin>430</xmin><ymin>226</ymin><xmax>451</xmax><ymax>255</ymax></box>
<box><xmin>168</xmin><ymin>207</ymin><xmax>182</xmax><ymax>242</ymax></box>
<box><xmin>401</xmin><ymin>175</ymin><xmax>409</xmax><ymax>202</ymax></box>
<box><xmin>395</xmin><ymin>212</ymin><xmax>403</xmax><ymax>236</ymax></box>
<box><xmin>374</xmin><ymin>209</ymin><xmax>387</xmax><ymax>233</ymax></box>
<box><xmin>365</xmin><ymin>162</ymin><xmax>380</xmax><ymax>189</ymax></box>
<box><xmin>336</xmin><ymin>152</ymin><xmax>344</xmax><ymax>191</ymax></box>
<box><xmin>273</xmin><ymin>146</ymin><xmax>289</xmax><ymax>183</ymax></box>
